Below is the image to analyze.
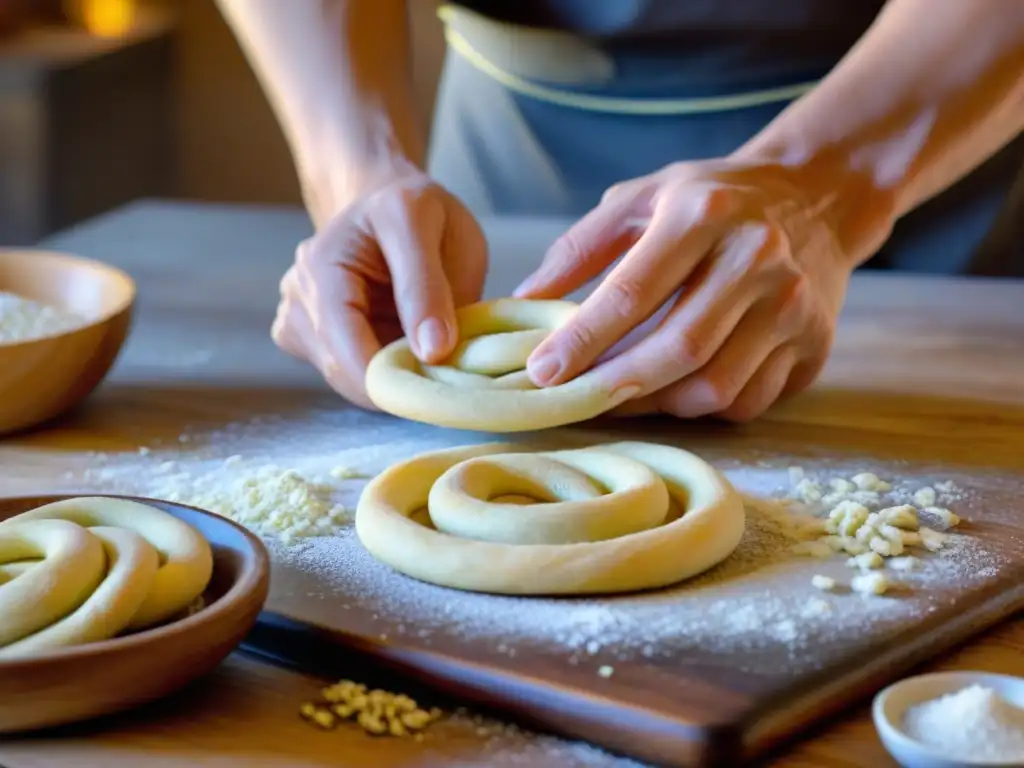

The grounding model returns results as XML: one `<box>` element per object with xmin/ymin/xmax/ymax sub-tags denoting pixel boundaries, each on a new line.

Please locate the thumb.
<box><xmin>372</xmin><ymin>188</ymin><xmax>457</xmax><ymax>363</ymax></box>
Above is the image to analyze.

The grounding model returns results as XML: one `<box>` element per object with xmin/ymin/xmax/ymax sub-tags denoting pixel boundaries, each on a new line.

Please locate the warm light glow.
<box><xmin>76</xmin><ymin>0</ymin><xmax>136</xmax><ymax>38</ymax></box>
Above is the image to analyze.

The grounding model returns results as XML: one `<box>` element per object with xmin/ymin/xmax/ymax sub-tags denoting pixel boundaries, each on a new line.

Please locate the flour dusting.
<box><xmin>64</xmin><ymin>408</ymin><xmax>1008</xmax><ymax>681</ymax></box>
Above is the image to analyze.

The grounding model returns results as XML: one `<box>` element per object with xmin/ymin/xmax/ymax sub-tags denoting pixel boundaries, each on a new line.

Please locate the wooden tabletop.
<box><xmin>1</xmin><ymin>201</ymin><xmax>1023</xmax><ymax>767</ymax></box>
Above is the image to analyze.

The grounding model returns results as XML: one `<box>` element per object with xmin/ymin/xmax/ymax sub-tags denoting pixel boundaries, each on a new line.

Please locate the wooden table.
<box><xmin>1</xmin><ymin>200</ymin><xmax>1023</xmax><ymax>767</ymax></box>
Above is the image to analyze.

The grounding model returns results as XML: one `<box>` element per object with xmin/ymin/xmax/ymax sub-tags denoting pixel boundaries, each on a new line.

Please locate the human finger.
<box><xmin>716</xmin><ymin>345</ymin><xmax>798</xmax><ymax>422</ymax></box>
<box><xmin>526</xmin><ymin>198</ymin><xmax>720</xmax><ymax>387</ymax></box>
<box><xmin>591</xmin><ymin>221</ymin><xmax>792</xmax><ymax>398</ymax></box>
<box><xmin>370</xmin><ymin>188</ymin><xmax>457</xmax><ymax>363</ymax></box>
<box><xmin>294</xmin><ymin>241</ymin><xmax>382</xmax><ymax>407</ymax></box>
<box><xmin>513</xmin><ymin>183</ymin><xmax>648</xmax><ymax>299</ymax></box>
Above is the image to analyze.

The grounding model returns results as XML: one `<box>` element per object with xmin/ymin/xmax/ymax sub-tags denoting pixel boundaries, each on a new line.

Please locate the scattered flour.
<box><xmin>56</xmin><ymin>410</ymin><xmax>1010</xmax><ymax>764</ymax></box>
<box><xmin>66</xmin><ymin>413</ymin><xmax>1003</xmax><ymax>677</ymax></box>
<box><xmin>903</xmin><ymin>684</ymin><xmax>1024</xmax><ymax>763</ymax></box>
<box><xmin>438</xmin><ymin>712</ymin><xmax>646</xmax><ymax>767</ymax></box>
<box><xmin>0</xmin><ymin>291</ymin><xmax>86</xmax><ymax>343</ymax></box>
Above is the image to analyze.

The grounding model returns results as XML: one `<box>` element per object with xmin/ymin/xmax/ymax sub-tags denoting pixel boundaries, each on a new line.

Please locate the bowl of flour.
<box><xmin>0</xmin><ymin>249</ymin><xmax>135</xmax><ymax>435</ymax></box>
<box><xmin>874</xmin><ymin>671</ymin><xmax>1024</xmax><ymax>767</ymax></box>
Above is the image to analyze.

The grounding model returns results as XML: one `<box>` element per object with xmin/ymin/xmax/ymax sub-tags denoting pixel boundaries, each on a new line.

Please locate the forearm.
<box><xmin>737</xmin><ymin>0</ymin><xmax>1024</xmax><ymax>262</ymax></box>
<box><xmin>215</xmin><ymin>0</ymin><xmax>424</xmax><ymax>223</ymax></box>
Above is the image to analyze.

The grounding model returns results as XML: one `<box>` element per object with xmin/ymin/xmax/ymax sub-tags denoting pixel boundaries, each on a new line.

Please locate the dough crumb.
<box><xmin>851</xmin><ymin>572</ymin><xmax>890</xmax><ymax>596</ymax></box>
<box><xmin>810</xmin><ymin>574</ymin><xmax>836</xmax><ymax>591</ymax></box>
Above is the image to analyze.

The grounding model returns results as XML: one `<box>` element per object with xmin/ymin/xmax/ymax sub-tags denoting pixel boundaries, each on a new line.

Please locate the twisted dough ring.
<box><xmin>0</xmin><ymin>520</ymin><xmax>106</xmax><ymax>647</ymax></box>
<box><xmin>0</xmin><ymin>526</ymin><xmax>159</xmax><ymax>658</ymax></box>
<box><xmin>355</xmin><ymin>441</ymin><xmax>745</xmax><ymax>595</ymax></box>
<box><xmin>365</xmin><ymin>299</ymin><xmax>619</xmax><ymax>432</ymax></box>
<box><xmin>0</xmin><ymin>497</ymin><xmax>213</xmax><ymax>629</ymax></box>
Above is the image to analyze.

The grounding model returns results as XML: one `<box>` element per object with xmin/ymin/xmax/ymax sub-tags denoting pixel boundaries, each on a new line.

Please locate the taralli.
<box><xmin>0</xmin><ymin>496</ymin><xmax>213</xmax><ymax>629</ymax></box>
<box><xmin>0</xmin><ymin>520</ymin><xmax>106</xmax><ymax>647</ymax></box>
<box><xmin>355</xmin><ymin>441</ymin><xmax>745</xmax><ymax>595</ymax></box>
<box><xmin>364</xmin><ymin>299</ymin><xmax>623</xmax><ymax>432</ymax></box>
<box><xmin>0</xmin><ymin>560</ymin><xmax>34</xmax><ymax>585</ymax></box>
<box><xmin>0</xmin><ymin>526</ymin><xmax>159</xmax><ymax>659</ymax></box>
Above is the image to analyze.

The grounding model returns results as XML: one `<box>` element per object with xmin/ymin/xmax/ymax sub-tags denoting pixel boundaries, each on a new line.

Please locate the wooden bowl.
<box><xmin>0</xmin><ymin>495</ymin><xmax>271</xmax><ymax>734</ymax></box>
<box><xmin>0</xmin><ymin>249</ymin><xmax>135</xmax><ymax>435</ymax></box>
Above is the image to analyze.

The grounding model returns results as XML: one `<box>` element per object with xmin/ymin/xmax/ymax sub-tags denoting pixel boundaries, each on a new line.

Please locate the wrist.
<box><xmin>296</xmin><ymin>114</ymin><xmax>425</xmax><ymax>227</ymax></box>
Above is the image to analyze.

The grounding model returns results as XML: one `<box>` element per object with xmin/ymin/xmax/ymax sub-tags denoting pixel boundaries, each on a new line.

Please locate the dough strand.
<box><xmin>0</xmin><ymin>527</ymin><xmax>159</xmax><ymax>658</ymax></box>
<box><xmin>356</xmin><ymin>441</ymin><xmax>745</xmax><ymax>595</ymax></box>
<box><xmin>365</xmin><ymin>299</ymin><xmax>621</xmax><ymax>432</ymax></box>
<box><xmin>0</xmin><ymin>520</ymin><xmax>106</xmax><ymax>646</ymax></box>
<box><xmin>0</xmin><ymin>496</ymin><xmax>214</xmax><ymax>628</ymax></box>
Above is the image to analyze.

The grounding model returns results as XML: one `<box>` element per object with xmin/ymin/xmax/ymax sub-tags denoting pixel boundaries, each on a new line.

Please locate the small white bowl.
<box><xmin>873</xmin><ymin>671</ymin><xmax>1024</xmax><ymax>768</ymax></box>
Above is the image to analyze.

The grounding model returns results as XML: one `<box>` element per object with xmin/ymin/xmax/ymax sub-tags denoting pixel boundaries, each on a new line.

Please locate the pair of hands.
<box><xmin>273</xmin><ymin>157</ymin><xmax>870</xmax><ymax>421</ymax></box>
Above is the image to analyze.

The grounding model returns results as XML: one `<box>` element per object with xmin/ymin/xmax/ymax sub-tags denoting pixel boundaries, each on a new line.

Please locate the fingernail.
<box><xmin>512</xmin><ymin>276</ymin><xmax>537</xmax><ymax>298</ymax></box>
<box><xmin>415</xmin><ymin>317</ymin><xmax>448</xmax><ymax>360</ymax></box>
<box><xmin>528</xmin><ymin>355</ymin><xmax>562</xmax><ymax>386</ymax></box>
<box><xmin>610</xmin><ymin>383</ymin><xmax>641</xmax><ymax>404</ymax></box>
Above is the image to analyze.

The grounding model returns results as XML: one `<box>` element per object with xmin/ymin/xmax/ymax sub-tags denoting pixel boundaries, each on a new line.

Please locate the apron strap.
<box><xmin>438</xmin><ymin>3</ymin><xmax>818</xmax><ymax>115</ymax></box>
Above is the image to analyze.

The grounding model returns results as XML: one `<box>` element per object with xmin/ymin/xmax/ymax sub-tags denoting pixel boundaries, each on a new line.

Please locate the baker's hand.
<box><xmin>515</xmin><ymin>159</ymin><xmax>888</xmax><ymax>421</ymax></box>
<box><xmin>272</xmin><ymin>170</ymin><xmax>487</xmax><ymax>409</ymax></box>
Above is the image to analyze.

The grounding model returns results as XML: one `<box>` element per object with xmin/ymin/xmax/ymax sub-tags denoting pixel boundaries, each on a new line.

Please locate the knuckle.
<box><xmin>561</xmin><ymin>321</ymin><xmax>598</xmax><ymax>358</ymax></box>
<box><xmin>701</xmin><ymin>376</ymin><xmax>742</xmax><ymax>413</ymax></box>
<box><xmin>670</xmin><ymin>327</ymin><xmax>713</xmax><ymax>368</ymax></box>
<box><xmin>776</xmin><ymin>273</ymin><xmax>813</xmax><ymax>325</ymax></box>
<box><xmin>658</xmin><ymin>377</ymin><xmax>734</xmax><ymax>418</ymax></box>
<box><xmin>278</xmin><ymin>266</ymin><xmax>299</xmax><ymax>297</ymax></box>
<box><xmin>270</xmin><ymin>307</ymin><xmax>296</xmax><ymax>352</ymax></box>
<box><xmin>549</xmin><ymin>232</ymin><xmax>587</xmax><ymax>266</ymax></box>
<box><xmin>720</xmin><ymin>397</ymin><xmax>765</xmax><ymax>423</ymax></box>
<box><xmin>689</xmin><ymin>182</ymin><xmax>731</xmax><ymax>218</ymax></box>
<box><xmin>600</xmin><ymin>182</ymin><xmax>631</xmax><ymax>206</ymax></box>
<box><xmin>731</xmin><ymin>222</ymin><xmax>786</xmax><ymax>271</ymax></box>
<box><xmin>603</xmin><ymin>279</ymin><xmax>646</xmax><ymax>320</ymax></box>
<box><xmin>294</xmin><ymin>239</ymin><xmax>317</xmax><ymax>270</ymax></box>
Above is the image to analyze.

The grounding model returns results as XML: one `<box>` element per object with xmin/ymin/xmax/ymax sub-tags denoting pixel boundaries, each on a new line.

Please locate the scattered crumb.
<box><xmin>811</xmin><ymin>575</ymin><xmax>836</xmax><ymax>591</ymax></box>
<box><xmin>851</xmin><ymin>572</ymin><xmax>891</xmax><ymax>596</ymax></box>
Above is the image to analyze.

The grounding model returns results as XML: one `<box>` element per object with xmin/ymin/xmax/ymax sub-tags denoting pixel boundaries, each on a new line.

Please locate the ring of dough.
<box><xmin>0</xmin><ymin>519</ymin><xmax>106</xmax><ymax>646</ymax></box>
<box><xmin>0</xmin><ymin>527</ymin><xmax>160</xmax><ymax>658</ymax></box>
<box><xmin>355</xmin><ymin>441</ymin><xmax>745</xmax><ymax>595</ymax></box>
<box><xmin>0</xmin><ymin>560</ymin><xmax>35</xmax><ymax>585</ymax></box>
<box><xmin>364</xmin><ymin>299</ymin><xmax>619</xmax><ymax>432</ymax></box>
<box><xmin>0</xmin><ymin>497</ymin><xmax>213</xmax><ymax>629</ymax></box>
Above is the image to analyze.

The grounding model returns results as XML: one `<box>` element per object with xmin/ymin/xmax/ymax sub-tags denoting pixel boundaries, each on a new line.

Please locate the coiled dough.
<box><xmin>0</xmin><ymin>496</ymin><xmax>213</xmax><ymax>630</ymax></box>
<box><xmin>364</xmin><ymin>299</ymin><xmax>620</xmax><ymax>432</ymax></box>
<box><xmin>0</xmin><ymin>526</ymin><xmax>159</xmax><ymax>659</ymax></box>
<box><xmin>0</xmin><ymin>519</ymin><xmax>106</xmax><ymax>647</ymax></box>
<box><xmin>355</xmin><ymin>441</ymin><xmax>745</xmax><ymax>595</ymax></box>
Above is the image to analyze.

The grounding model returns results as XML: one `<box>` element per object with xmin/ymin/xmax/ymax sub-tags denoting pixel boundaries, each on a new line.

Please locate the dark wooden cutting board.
<box><xmin>241</xmin><ymin>426</ymin><xmax>1024</xmax><ymax>768</ymax></box>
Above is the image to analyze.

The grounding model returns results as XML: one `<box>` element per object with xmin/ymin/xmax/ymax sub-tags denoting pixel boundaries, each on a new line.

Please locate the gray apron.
<box><xmin>428</xmin><ymin>2</ymin><xmax>1024</xmax><ymax>275</ymax></box>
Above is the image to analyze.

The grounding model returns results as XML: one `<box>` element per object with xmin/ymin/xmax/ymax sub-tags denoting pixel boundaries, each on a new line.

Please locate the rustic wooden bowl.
<box><xmin>0</xmin><ymin>249</ymin><xmax>135</xmax><ymax>436</ymax></box>
<box><xmin>0</xmin><ymin>495</ymin><xmax>271</xmax><ymax>734</ymax></box>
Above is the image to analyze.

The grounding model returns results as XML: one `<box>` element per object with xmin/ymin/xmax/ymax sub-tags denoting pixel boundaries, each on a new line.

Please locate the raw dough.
<box><xmin>0</xmin><ymin>520</ymin><xmax>106</xmax><ymax>646</ymax></box>
<box><xmin>0</xmin><ymin>496</ymin><xmax>213</xmax><ymax>629</ymax></box>
<box><xmin>0</xmin><ymin>526</ymin><xmax>159</xmax><ymax>658</ymax></box>
<box><xmin>364</xmin><ymin>299</ymin><xmax>620</xmax><ymax>432</ymax></box>
<box><xmin>355</xmin><ymin>441</ymin><xmax>745</xmax><ymax>595</ymax></box>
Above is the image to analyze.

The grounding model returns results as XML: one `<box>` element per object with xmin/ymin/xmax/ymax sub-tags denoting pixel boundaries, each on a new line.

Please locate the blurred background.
<box><xmin>0</xmin><ymin>0</ymin><xmax>445</xmax><ymax>244</ymax></box>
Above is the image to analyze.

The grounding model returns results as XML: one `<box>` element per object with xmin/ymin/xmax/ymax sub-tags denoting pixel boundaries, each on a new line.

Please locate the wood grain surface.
<box><xmin>0</xmin><ymin>201</ymin><xmax>1023</xmax><ymax>767</ymax></box>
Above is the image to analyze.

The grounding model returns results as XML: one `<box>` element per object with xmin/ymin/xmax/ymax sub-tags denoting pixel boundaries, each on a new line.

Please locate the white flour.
<box><xmin>0</xmin><ymin>290</ymin><xmax>86</xmax><ymax>343</ymax></box>
<box><xmin>70</xmin><ymin>409</ymin><xmax>1003</xmax><ymax>676</ymax></box>
<box><xmin>903</xmin><ymin>684</ymin><xmax>1024</xmax><ymax>762</ymax></box>
<box><xmin>59</xmin><ymin>409</ymin><xmax>1010</xmax><ymax>766</ymax></box>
